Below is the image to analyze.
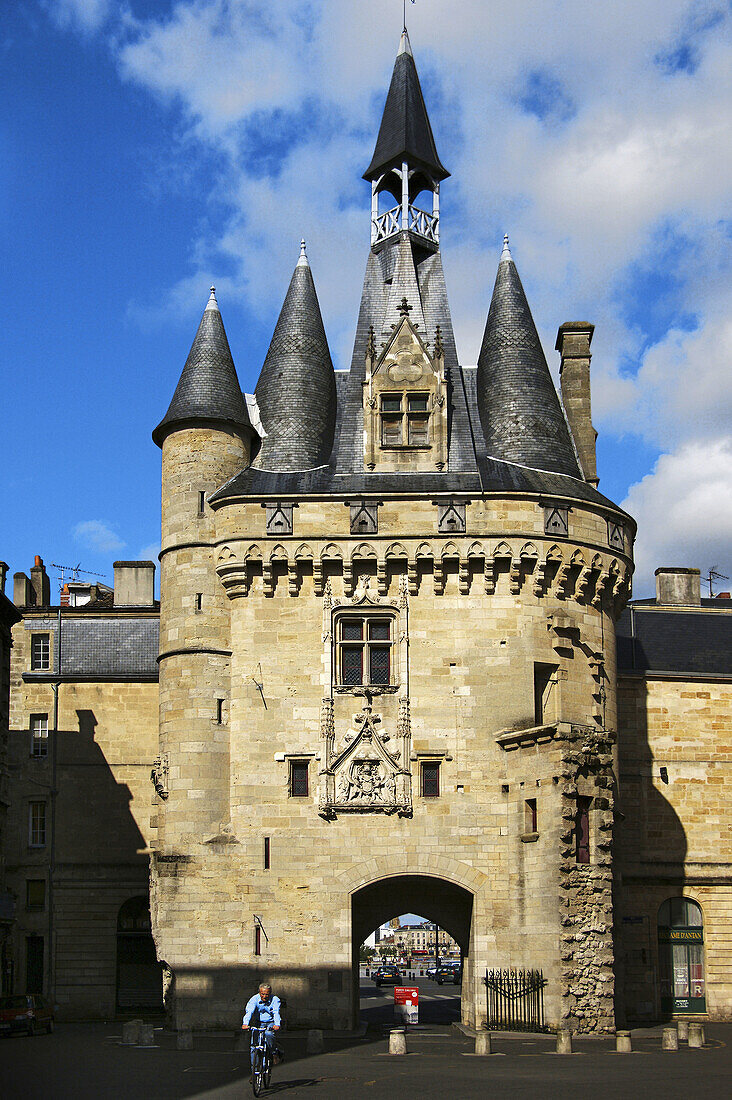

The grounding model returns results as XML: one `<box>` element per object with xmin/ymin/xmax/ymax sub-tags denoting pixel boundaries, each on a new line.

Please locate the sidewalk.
<box><xmin>1</xmin><ymin>1020</ymin><xmax>729</xmax><ymax>1099</ymax></box>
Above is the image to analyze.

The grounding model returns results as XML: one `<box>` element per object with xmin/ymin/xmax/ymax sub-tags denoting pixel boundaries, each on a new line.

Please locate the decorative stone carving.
<box><xmin>151</xmin><ymin>753</ymin><xmax>169</xmax><ymax>800</ymax></box>
<box><xmin>607</xmin><ymin>520</ymin><xmax>625</xmax><ymax>552</ymax></box>
<box><xmin>350</xmin><ymin>501</ymin><xmax>379</xmax><ymax>535</ymax></box>
<box><xmin>437</xmin><ymin>500</ymin><xmax>466</xmax><ymax>534</ymax></box>
<box><xmin>265</xmin><ymin>502</ymin><xmax>293</xmax><ymax>536</ymax></box>
<box><xmin>319</xmin><ymin>695</ymin><xmax>412</xmax><ymax>818</ymax></box>
<box><xmin>544</xmin><ymin>505</ymin><xmax>569</xmax><ymax>537</ymax></box>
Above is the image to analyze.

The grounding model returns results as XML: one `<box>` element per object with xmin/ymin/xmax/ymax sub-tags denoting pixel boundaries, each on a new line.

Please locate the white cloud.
<box><xmin>49</xmin><ymin>0</ymin><xmax>111</xmax><ymax>34</ymax></box>
<box><xmin>622</xmin><ymin>437</ymin><xmax>732</xmax><ymax>597</ymax></box>
<box><xmin>137</xmin><ymin>542</ymin><xmax>160</xmax><ymax>563</ymax></box>
<box><xmin>73</xmin><ymin>520</ymin><xmax>125</xmax><ymax>554</ymax></box>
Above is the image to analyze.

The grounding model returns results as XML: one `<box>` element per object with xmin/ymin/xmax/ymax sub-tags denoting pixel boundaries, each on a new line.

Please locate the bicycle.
<box><xmin>249</xmin><ymin>1026</ymin><xmax>275</xmax><ymax>1096</ymax></box>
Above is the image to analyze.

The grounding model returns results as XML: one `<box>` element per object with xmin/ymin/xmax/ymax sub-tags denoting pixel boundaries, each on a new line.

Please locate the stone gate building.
<box><xmin>150</xmin><ymin>29</ymin><xmax>635</xmax><ymax>1033</ymax></box>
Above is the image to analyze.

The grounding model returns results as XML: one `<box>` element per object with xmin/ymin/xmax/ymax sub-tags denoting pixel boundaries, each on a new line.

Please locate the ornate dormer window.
<box><xmin>364</xmin><ymin>302</ymin><xmax>448</xmax><ymax>471</ymax></box>
<box><xmin>335</xmin><ymin>613</ymin><xmax>395</xmax><ymax>687</ymax></box>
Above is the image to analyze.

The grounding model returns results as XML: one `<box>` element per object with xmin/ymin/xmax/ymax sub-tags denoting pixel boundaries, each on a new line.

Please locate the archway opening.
<box><xmin>352</xmin><ymin>875</ymin><xmax>473</xmax><ymax>1027</ymax></box>
<box><xmin>116</xmin><ymin>895</ymin><xmax>163</xmax><ymax>1013</ymax></box>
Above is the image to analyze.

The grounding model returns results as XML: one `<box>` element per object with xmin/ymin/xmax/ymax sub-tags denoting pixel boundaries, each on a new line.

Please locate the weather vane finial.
<box><xmin>403</xmin><ymin>0</ymin><xmax>415</xmax><ymax>33</ymax></box>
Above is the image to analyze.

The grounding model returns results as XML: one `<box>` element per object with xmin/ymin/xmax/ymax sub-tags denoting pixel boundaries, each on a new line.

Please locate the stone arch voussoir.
<box><xmin>335</xmin><ymin>852</ymin><xmax>487</xmax><ymax>897</ymax></box>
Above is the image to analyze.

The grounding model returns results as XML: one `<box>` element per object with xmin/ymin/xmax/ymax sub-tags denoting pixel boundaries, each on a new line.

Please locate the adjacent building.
<box><xmin>0</xmin><ymin>562</ymin><xmax>21</xmax><ymax>994</ymax></box>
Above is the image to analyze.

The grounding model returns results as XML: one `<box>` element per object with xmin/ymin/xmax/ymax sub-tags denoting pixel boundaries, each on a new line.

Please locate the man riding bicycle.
<box><xmin>241</xmin><ymin>983</ymin><xmax>284</xmax><ymax>1067</ymax></box>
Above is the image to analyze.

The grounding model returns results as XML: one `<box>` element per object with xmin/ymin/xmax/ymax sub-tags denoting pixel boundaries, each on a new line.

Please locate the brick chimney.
<box><xmin>30</xmin><ymin>555</ymin><xmax>51</xmax><ymax>607</ymax></box>
<box><xmin>655</xmin><ymin>567</ymin><xmax>701</xmax><ymax>606</ymax></box>
<box><xmin>556</xmin><ymin>323</ymin><xmax>598</xmax><ymax>487</ymax></box>
<box><xmin>113</xmin><ymin>561</ymin><xmax>156</xmax><ymax>607</ymax></box>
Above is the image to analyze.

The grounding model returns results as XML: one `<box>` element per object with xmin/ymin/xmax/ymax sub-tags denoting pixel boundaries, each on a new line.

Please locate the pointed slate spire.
<box><xmin>476</xmin><ymin>242</ymin><xmax>581</xmax><ymax>478</ymax></box>
<box><xmin>253</xmin><ymin>243</ymin><xmax>336</xmax><ymax>472</ymax></box>
<box><xmin>153</xmin><ymin>286</ymin><xmax>251</xmax><ymax>447</ymax></box>
<box><xmin>364</xmin><ymin>30</ymin><xmax>449</xmax><ymax>183</ymax></box>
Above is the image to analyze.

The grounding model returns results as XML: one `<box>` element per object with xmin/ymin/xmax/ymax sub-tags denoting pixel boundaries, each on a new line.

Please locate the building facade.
<box><xmin>616</xmin><ymin>568</ymin><xmax>732</xmax><ymax>1022</ymax></box>
<box><xmin>5</xmin><ymin>557</ymin><xmax>161</xmax><ymax>1018</ymax></box>
<box><xmin>0</xmin><ymin>562</ymin><xmax>22</xmax><ymax>994</ymax></box>
<box><xmin>150</xmin><ymin>31</ymin><xmax>634</xmax><ymax>1033</ymax></box>
<box><xmin>390</xmin><ymin>921</ymin><xmax>460</xmax><ymax>960</ymax></box>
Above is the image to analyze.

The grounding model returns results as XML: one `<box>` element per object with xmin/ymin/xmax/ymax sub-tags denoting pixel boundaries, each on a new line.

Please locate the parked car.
<box><xmin>373</xmin><ymin>966</ymin><xmax>401</xmax><ymax>987</ymax></box>
<box><xmin>425</xmin><ymin>965</ymin><xmax>440</xmax><ymax>978</ymax></box>
<box><xmin>0</xmin><ymin>994</ymin><xmax>54</xmax><ymax>1036</ymax></box>
<box><xmin>434</xmin><ymin>966</ymin><xmax>461</xmax><ymax>985</ymax></box>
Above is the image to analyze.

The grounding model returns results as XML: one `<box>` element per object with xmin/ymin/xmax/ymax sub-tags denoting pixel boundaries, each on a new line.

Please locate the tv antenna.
<box><xmin>704</xmin><ymin>567</ymin><xmax>729</xmax><ymax>598</ymax></box>
<box><xmin>49</xmin><ymin>562</ymin><xmax>108</xmax><ymax>589</ymax></box>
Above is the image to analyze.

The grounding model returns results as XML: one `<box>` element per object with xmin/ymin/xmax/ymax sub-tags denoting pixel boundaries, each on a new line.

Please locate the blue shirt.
<box><xmin>243</xmin><ymin>993</ymin><xmax>281</xmax><ymax>1029</ymax></box>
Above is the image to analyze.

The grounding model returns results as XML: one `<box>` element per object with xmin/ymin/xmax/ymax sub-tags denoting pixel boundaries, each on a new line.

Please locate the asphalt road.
<box><xmin>1</xmin><ymin>994</ymin><xmax>730</xmax><ymax>1100</ymax></box>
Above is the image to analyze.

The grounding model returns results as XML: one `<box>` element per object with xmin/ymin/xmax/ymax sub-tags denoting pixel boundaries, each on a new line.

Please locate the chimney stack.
<box><xmin>30</xmin><ymin>555</ymin><xmax>51</xmax><ymax>607</ymax></box>
<box><xmin>0</xmin><ymin>562</ymin><xmax>7</xmax><ymax>594</ymax></box>
<box><xmin>655</xmin><ymin>567</ymin><xmax>701</xmax><ymax>606</ymax></box>
<box><xmin>113</xmin><ymin>561</ymin><xmax>156</xmax><ymax>607</ymax></box>
<box><xmin>556</xmin><ymin>323</ymin><xmax>598</xmax><ymax>487</ymax></box>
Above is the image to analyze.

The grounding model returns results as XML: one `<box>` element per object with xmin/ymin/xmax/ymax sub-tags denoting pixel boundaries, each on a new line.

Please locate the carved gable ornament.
<box><xmin>320</xmin><ymin>696</ymin><xmax>412</xmax><ymax>818</ymax></box>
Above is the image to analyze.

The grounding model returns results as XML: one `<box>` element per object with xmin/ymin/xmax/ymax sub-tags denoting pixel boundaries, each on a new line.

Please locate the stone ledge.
<box><xmin>495</xmin><ymin>724</ymin><xmax>558</xmax><ymax>751</ymax></box>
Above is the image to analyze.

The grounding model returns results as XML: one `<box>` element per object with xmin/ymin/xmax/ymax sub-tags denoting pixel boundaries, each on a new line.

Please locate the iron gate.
<box><xmin>484</xmin><ymin>968</ymin><xmax>549</xmax><ymax>1032</ymax></box>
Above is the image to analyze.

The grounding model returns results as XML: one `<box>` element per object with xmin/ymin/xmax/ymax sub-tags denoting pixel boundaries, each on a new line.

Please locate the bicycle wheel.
<box><xmin>263</xmin><ymin>1051</ymin><xmax>272</xmax><ymax>1089</ymax></box>
<box><xmin>251</xmin><ymin>1049</ymin><xmax>264</xmax><ymax>1096</ymax></box>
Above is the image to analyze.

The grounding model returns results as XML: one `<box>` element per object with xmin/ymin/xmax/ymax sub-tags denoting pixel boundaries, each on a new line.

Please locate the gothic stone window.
<box><xmin>335</xmin><ymin>614</ymin><xmax>394</xmax><ymax>687</ymax></box>
<box><xmin>380</xmin><ymin>393</ymin><xmax>430</xmax><ymax>447</ymax></box>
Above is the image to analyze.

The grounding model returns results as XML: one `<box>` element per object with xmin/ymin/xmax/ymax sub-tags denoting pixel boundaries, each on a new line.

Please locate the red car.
<box><xmin>0</xmin><ymin>994</ymin><xmax>55</xmax><ymax>1036</ymax></box>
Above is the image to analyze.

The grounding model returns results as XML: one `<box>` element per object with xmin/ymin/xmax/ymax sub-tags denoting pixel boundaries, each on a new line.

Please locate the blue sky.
<box><xmin>2</xmin><ymin>0</ymin><xmax>731</xmax><ymax>599</ymax></box>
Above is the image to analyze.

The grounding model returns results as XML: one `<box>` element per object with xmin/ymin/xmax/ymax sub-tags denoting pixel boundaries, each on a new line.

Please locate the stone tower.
<box><xmin>151</xmin><ymin>31</ymin><xmax>634</xmax><ymax>1034</ymax></box>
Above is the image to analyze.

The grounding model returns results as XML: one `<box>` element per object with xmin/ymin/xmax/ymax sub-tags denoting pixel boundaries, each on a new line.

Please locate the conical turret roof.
<box><xmin>364</xmin><ymin>30</ymin><xmax>449</xmax><ymax>183</ymax></box>
<box><xmin>153</xmin><ymin>288</ymin><xmax>251</xmax><ymax>447</ymax></box>
<box><xmin>253</xmin><ymin>243</ymin><xmax>336</xmax><ymax>473</ymax></box>
<box><xmin>476</xmin><ymin>240</ymin><xmax>581</xmax><ymax>478</ymax></box>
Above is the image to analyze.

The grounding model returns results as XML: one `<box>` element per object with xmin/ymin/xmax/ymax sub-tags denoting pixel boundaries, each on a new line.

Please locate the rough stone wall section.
<box><xmin>559</xmin><ymin>725</ymin><xmax>616</xmax><ymax>1032</ymax></box>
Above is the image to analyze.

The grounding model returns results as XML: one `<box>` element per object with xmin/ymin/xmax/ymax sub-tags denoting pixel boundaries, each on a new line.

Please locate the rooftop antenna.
<box><xmin>49</xmin><ymin>562</ymin><xmax>107</xmax><ymax>589</ymax></box>
<box><xmin>705</xmin><ymin>566</ymin><xmax>729</xmax><ymax>597</ymax></box>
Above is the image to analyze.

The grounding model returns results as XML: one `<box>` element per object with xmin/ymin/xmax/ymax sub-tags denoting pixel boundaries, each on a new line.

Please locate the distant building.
<box><xmin>0</xmin><ymin>562</ymin><xmax>21</xmax><ymax>994</ymax></box>
<box><xmin>391</xmin><ymin>921</ymin><xmax>459</xmax><ymax>958</ymax></box>
<box><xmin>616</xmin><ymin>567</ymin><xmax>732</xmax><ymax>1022</ymax></box>
<box><xmin>6</xmin><ymin>557</ymin><xmax>160</xmax><ymax>1018</ymax></box>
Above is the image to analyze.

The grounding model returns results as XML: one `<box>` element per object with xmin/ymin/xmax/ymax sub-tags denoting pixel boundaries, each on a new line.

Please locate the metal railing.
<box><xmin>484</xmin><ymin>967</ymin><xmax>549</xmax><ymax>1032</ymax></box>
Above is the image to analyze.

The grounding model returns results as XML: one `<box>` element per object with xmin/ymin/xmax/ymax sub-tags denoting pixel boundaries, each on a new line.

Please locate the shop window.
<box><xmin>31</xmin><ymin>634</ymin><xmax>50</xmax><ymax>671</ymax></box>
<box><xmin>658</xmin><ymin>898</ymin><xmax>705</xmax><ymax>1015</ymax></box>
<box><xmin>336</xmin><ymin>614</ymin><xmax>394</xmax><ymax>687</ymax></box>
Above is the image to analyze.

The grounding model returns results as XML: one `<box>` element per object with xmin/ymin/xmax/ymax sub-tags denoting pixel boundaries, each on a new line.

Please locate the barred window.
<box><xmin>31</xmin><ymin>634</ymin><xmax>50</xmax><ymax>671</ymax></box>
<box><xmin>289</xmin><ymin>760</ymin><xmax>309</xmax><ymax>798</ymax></box>
<box><xmin>336</xmin><ymin>615</ymin><xmax>393</xmax><ymax>686</ymax></box>
<box><xmin>30</xmin><ymin>715</ymin><xmax>48</xmax><ymax>758</ymax></box>
<box><xmin>421</xmin><ymin>761</ymin><xmax>440</xmax><ymax>798</ymax></box>
<box><xmin>29</xmin><ymin>802</ymin><xmax>46</xmax><ymax>848</ymax></box>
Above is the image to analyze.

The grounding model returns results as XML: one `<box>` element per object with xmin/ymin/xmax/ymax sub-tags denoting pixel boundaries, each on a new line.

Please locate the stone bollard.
<box><xmin>121</xmin><ymin>1019</ymin><xmax>141</xmax><ymax>1046</ymax></box>
<box><xmin>176</xmin><ymin>1027</ymin><xmax>193</xmax><ymax>1050</ymax></box>
<box><xmin>556</xmin><ymin>1029</ymin><xmax>573</xmax><ymax>1055</ymax></box>
<box><xmin>389</xmin><ymin>1027</ymin><xmax>407</xmax><ymax>1055</ymax></box>
<box><xmin>688</xmin><ymin>1023</ymin><xmax>705</xmax><ymax>1048</ymax></box>
<box><xmin>475</xmin><ymin>1031</ymin><xmax>492</xmax><ymax>1055</ymax></box>
<box><xmin>661</xmin><ymin>1026</ymin><xmax>678</xmax><ymax>1051</ymax></box>
<box><xmin>615</xmin><ymin>1031</ymin><xmax>632</xmax><ymax>1053</ymax></box>
<box><xmin>306</xmin><ymin>1029</ymin><xmax>324</xmax><ymax>1054</ymax></box>
<box><xmin>676</xmin><ymin>1020</ymin><xmax>689</xmax><ymax>1042</ymax></box>
<box><xmin>137</xmin><ymin>1023</ymin><xmax>156</xmax><ymax>1048</ymax></box>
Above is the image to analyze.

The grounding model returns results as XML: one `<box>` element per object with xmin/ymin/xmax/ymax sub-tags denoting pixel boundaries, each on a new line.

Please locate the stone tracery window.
<box><xmin>335</xmin><ymin>614</ymin><xmax>394</xmax><ymax>686</ymax></box>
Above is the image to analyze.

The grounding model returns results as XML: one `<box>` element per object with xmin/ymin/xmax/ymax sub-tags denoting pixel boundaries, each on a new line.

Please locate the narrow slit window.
<box><xmin>263</xmin><ymin>837</ymin><xmax>270</xmax><ymax>870</ymax></box>
<box><xmin>195</xmin><ymin>593</ymin><xmax>203</xmax><ymax>612</ymax></box>
<box><xmin>534</xmin><ymin>664</ymin><xmax>557</xmax><ymax>725</ymax></box>
<box><xmin>575</xmin><ymin>796</ymin><xmax>591</xmax><ymax>864</ymax></box>
<box><xmin>254</xmin><ymin>924</ymin><xmax>262</xmax><ymax>956</ymax></box>
<box><xmin>198</xmin><ymin>491</ymin><xmax>206</xmax><ymax>514</ymax></box>
<box><xmin>216</xmin><ymin>698</ymin><xmax>224</xmax><ymax>724</ymax></box>
<box><xmin>525</xmin><ymin>798</ymin><xmax>538</xmax><ymax>834</ymax></box>
<box><xmin>421</xmin><ymin>761</ymin><xmax>440</xmax><ymax>798</ymax></box>
<box><xmin>290</xmin><ymin>760</ymin><xmax>309</xmax><ymax>797</ymax></box>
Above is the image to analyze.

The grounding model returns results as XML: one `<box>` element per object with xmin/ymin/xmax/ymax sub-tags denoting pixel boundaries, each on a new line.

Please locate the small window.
<box><xmin>336</xmin><ymin>615</ymin><xmax>394</xmax><ymax>687</ymax></box>
<box><xmin>198</xmin><ymin>491</ymin><xmax>206</xmax><ymax>514</ymax></box>
<box><xmin>381</xmin><ymin>414</ymin><xmax>403</xmax><ymax>446</ymax></box>
<box><xmin>380</xmin><ymin>392</ymin><xmax>430</xmax><ymax>448</ymax></box>
<box><xmin>30</xmin><ymin>715</ymin><xmax>49</xmax><ymax>758</ymax></box>
<box><xmin>525</xmin><ymin>798</ymin><xmax>538</xmax><ymax>834</ymax></box>
<box><xmin>26</xmin><ymin>880</ymin><xmax>46</xmax><ymax>911</ymax></box>
<box><xmin>534</xmin><ymin>664</ymin><xmax>557</xmax><ymax>725</ymax></box>
<box><xmin>263</xmin><ymin>837</ymin><xmax>270</xmax><ymax>870</ymax></box>
<box><xmin>195</xmin><ymin>593</ymin><xmax>203</xmax><ymax>612</ymax></box>
<box><xmin>254</xmin><ymin>924</ymin><xmax>262</xmax><ymax>956</ymax></box>
<box><xmin>421</xmin><ymin>761</ymin><xmax>440</xmax><ymax>798</ymax></box>
<box><xmin>290</xmin><ymin>760</ymin><xmax>309</xmax><ymax>797</ymax></box>
<box><xmin>29</xmin><ymin>802</ymin><xmax>46</xmax><ymax>848</ymax></box>
<box><xmin>575</xmin><ymin>796</ymin><xmax>591</xmax><ymax>864</ymax></box>
<box><xmin>216</xmin><ymin>699</ymin><xmax>224</xmax><ymax>724</ymax></box>
<box><xmin>31</xmin><ymin>634</ymin><xmax>50</xmax><ymax>671</ymax></box>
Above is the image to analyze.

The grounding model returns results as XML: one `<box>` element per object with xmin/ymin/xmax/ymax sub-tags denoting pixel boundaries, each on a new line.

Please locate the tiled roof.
<box><xmin>363</xmin><ymin>31</ymin><xmax>449</xmax><ymax>183</ymax></box>
<box><xmin>616</xmin><ymin>601</ymin><xmax>732</xmax><ymax>676</ymax></box>
<box><xmin>253</xmin><ymin>252</ymin><xmax>336</xmax><ymax>473</ymax></box>
<box><xmin>476</xmin><ymin>251</ymin><xmax>581</xmax><ymax>479</ymax></box>
<box><xmin>153</xmin><ymin>291</ymin><xmax>251</xmax><ymax>447</ymax></box>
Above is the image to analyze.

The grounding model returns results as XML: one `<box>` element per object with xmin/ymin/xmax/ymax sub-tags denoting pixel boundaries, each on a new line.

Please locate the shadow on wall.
<box><xmin>614</xmin><ymin>678</ymin><xmax>688</xmax><ymax>1025</ymax></box>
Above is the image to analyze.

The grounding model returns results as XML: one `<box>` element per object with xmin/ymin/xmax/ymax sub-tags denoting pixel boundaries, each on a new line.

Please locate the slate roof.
<box><xmin>25</xmin><ymin>615</ymin><xmax>159</xmax><ymax>679</ymax></box>
<box><xmin>363</xmin><ymin>30</ymin><xmax>449</xmax><ymax>184</ymax></box>
<box><xmin>253</xmin><ymin>250</ymin><xmax>337</xmax><ymax>473</ymax></box>
<box><xmin>616</xmin><ymin>600</ymin><xmax>732</xmax><ymax>676</ymax></box>
<box><xmin>153</xmin><ymin>290</ymin><xmax>251</xmax><ymax>447</ymax></box>
<box><xmin>476</xmin><ymin>248</ymin><xmax>582</xmax><ymax>479</ymax></box>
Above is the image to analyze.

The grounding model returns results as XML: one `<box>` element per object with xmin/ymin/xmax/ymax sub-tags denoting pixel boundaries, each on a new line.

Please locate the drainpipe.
<box><xmin>46</xmin><ymin>603</ymin><xmax>61</xmax><ymax>1003</ymax></box>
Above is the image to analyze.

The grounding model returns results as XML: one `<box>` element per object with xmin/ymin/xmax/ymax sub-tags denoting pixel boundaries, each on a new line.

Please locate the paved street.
<box><xmin>1</xmin><ymin>987</ymin><xmax>730</xmax><ymax>1100</ymax></box>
